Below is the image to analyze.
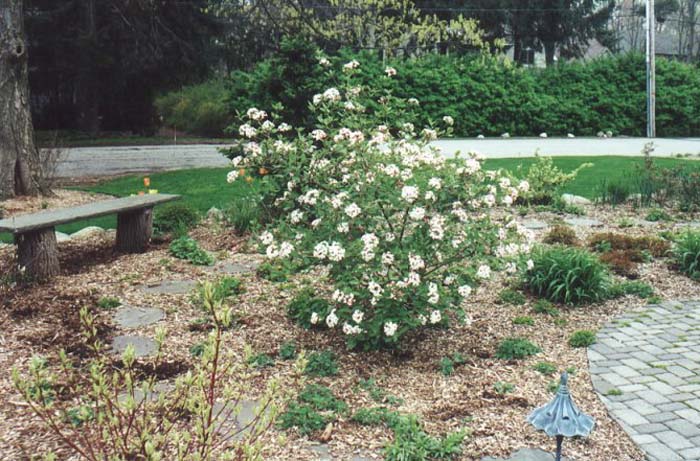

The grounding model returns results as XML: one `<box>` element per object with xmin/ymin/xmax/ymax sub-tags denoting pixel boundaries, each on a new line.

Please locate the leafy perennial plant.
<box><xmin>226</xmin><ymin>59</ymin><xmax>533</xmax><ymax>349</ymax></box>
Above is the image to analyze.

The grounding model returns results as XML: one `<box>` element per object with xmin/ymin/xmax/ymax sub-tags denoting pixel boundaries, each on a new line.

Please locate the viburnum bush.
<box><xmin>226</xmin><ymin>59</ymin><xmax>533</xmax><ymax>349</ymax></box>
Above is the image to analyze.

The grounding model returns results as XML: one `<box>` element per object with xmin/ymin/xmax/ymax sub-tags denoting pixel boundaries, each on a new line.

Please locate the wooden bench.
<box><xmin>0</xmin><ymin>194</ymin><xmax>180</xmax><ymax>280</ymax></box>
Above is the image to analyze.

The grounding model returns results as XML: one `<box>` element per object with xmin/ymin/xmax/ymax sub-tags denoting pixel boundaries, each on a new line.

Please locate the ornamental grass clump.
<box><xmin>524</xmin><ymin>246</ymin><xmax>611</xmax><ymax>305</ymax></box>
<box><xmin>13</xmin><ymin>282</ymin><xmax>304</xmax><ymax>461</ymax></box>
<box><xmin>672</xmin><ymin>231</ymin><xmax>700</xmax><ymax>280</ymax></box>
<box><xmin>226</xmin><ymin>60</ymin><xmax>533</xmax><ymax>349</ymax></box>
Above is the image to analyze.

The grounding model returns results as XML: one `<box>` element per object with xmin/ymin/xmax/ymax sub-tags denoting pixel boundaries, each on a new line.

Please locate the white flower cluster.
<box><xmin>314</xmin><ymin>241</ymin><xmax>346</xmax><ymax>261</ymax></box>
<box><xmin>360</xmin><ymin>233</ymin><xmax>380</xmax><ymax>262</ymax></box>
<box><xmin>246</xmin><ymin>107</ymin><xmax>267</xmax><ymax>121</ymax></box>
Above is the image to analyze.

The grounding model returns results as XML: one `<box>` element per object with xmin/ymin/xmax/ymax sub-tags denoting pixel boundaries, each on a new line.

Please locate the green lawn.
<box><xmin>1</xmin><ymin>156</ymin><xmax>697</xmax><ymax>243</ymax></box>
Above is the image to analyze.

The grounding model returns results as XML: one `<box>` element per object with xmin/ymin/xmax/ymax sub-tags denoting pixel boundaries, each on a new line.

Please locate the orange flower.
<box><xmin>143</xmin><ymin>177</ymin><xmax>150</xmax><ymax>187</ymax></box>
<box><xmin>259</xmin><ymin>167</ymin><xmax>269</xmax><ymax>176</ymax></box>
<box><xmin>239</xmin><ymin>168</ymin><xmax>246</xmax><ymax>176</ymax></box>
<box><xmin>138</xmin><ymin>191</ymin><xmax>145</xmax><ymax>196</ymax></box>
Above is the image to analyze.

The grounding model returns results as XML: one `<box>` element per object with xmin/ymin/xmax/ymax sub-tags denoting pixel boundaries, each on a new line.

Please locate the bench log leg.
<box><xmin>15</xmin><ymin>227</ymin><xmax>60</xmax><ymax>281</ymax></box>
<box><xmin>116</xmin><ymin>207</ymin><xmax>153</xmax><ymax>253</ymax></box>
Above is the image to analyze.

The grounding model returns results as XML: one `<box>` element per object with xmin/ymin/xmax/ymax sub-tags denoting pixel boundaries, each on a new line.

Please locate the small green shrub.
<box><xmin>543</xmin><ymin>225</ymin><xmax>579</xmax><ymax>246</ymax></box>
<box><xmin>298</xmin><ymin>384</ymin><xmax>347</xmax><ymax>413</ymax></box>
<box><xmin>248</xmin><ymin>353</ymin><xmax>275</xmax><ymax>368</ymax></box>
<box><xmin>287</xmin><ymin>288</ymin><xmax>331</xmax><ymax>329</ymax></box>
<box><xmin>493</xmin><ymin>381</ymin><xmax>515</xmax><ymax>395</ymax></box>
<box><xmin>645</xmin><ymin>209</ymin><xmax>672</xmax><ymax>222</ymax></box>
<box><xmin>513</xmin><ymin>316</ymin><xmax>534</xmax><ymax>326</ymax></box>
<box><xmin>97</xmin><ymin>296</ymin><xmax>121</xmax><ymax>309</ymax></box>
<box><xmin>278</xmin><ymin>383</ymin><xmax>346</xmax><ymax>436</ymax></box>
<box><xmin>169</xmin><ymin>236</ymin><xmax>213</xmax><ymax>265</ymax></box>
<box><xmin>524</xmin><ymin>246</ymin><xmax>610</xmax><ymax>305</ymax></box>
<box><xmin>384</xmin><ymin>414</ymin><xmax>466</xmax><ymax>461</ymax></box>
<box><xmin>277</xmin><ymin>402</ymin><xmax>328</xmax><ymax>435</ymax></box>
<box><xmin>672</xmin><ymin>231</ymin><xmax>700</xmax><ymax>280</ymax></box>
<box><xmin>532</xmin><ymin>299</ymin><xmax>560</xmax><ymax>316</ymax></box>
<box><xmin>496</xmin><ymin>338</ymin><xmax>541</xmax><ymax>360</ymax></box>
<box><xmin>516</xmin><ymin>156</ymin><xmax>592</xmax><ymax>205</ymax></box>
<box><xmin>154</xmin><ymin>203</ymin><xmax>200</xmax><ymax>236</ymax></box>
<box><xmin>438</xmin><ymin>353</ymin><xmax>467</xmax><ymax>377</ymax></box>
<box><xmin>609</xmin><ymin>281</ymin><xmax>655</xmax><ymax>299</ymax></box>
<box><xmin>305</xmin><ymin>351</ymin><xmax>339</xmax><ymax>377</ymax></box>
<box><xmin>279</xmin><ymin>341</ymin><xmax>297</xmax><ymax>360</ymax></box>
<box><xmin>256</xmin><ymin>261</ymin><xmax>289</xmax><ymax>282</ymax></box>
<box><xmin>352</xmin><ymin>407</ymin><xmax>400</xmax><ymax>427</ymax></box>
<box><xmin>498</xmin><ymin>289</ymin><xmax>527</xmax><ymax>306</ymax></box>
<box><xmin>533</xmin><ymin>361</ymin><xmax>557</xmax><ymax>376</ymax></box>
<box><xmin>569</xmin><ymin>330</ymin><xmax>597</xmax><ymax>348</ymax></box>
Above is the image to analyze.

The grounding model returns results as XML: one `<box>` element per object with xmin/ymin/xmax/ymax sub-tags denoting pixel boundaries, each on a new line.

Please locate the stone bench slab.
<box><xmin>0</xmin><ymin>194</ymin><xmax>179</xmax><ymax>234</ymax></box>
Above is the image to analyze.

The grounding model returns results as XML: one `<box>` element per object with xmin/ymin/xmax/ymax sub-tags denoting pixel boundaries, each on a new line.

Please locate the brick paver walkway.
<box><xmin>589</xmin><ymin>300</ymin><xmax>700</xmax><ymax>461</ymax></box>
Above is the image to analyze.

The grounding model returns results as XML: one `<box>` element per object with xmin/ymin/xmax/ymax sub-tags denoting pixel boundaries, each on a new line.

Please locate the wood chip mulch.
<box><xmin>1</xmin><ymin>197</ymin><xmax>699</xmax><ymax>461</ymax></box>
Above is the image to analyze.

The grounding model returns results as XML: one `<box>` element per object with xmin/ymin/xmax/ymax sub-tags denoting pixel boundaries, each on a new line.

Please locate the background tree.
<box><xmin>1</xmin><ymin>0</ymin><xmax>38</xmax><ymax>199</ymax></box>
<box><xmin>26</xmin><ymin>0</ymin><xmax>218</xmax><ymax>135</ymax></box>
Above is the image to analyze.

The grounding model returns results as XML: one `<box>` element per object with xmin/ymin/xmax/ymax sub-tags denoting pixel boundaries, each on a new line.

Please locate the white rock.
<box><xmin>567</xmin><ymin>133</ymin><xmax>575</xmax><ymax>138</ymax></box>
<box><xmin>477</xmin><ymin>134</ymin><xmax>485</xmax><ymax>139</ymax></box>
<box><xmin>606</xmin><ymin>130</ymin><xmax>613</xmax><ymax>138</ymax></box>
<box><xmin>561</xmin><ymin>193</ymin><xmax>591</xmax><ymax>205</ymax></box>
<box><xmin>597</xmin><ymin>131</ymin><xmax>606</xmax><ymax>138</ymax></box>
<box><xmin>501</xmin><ymin>132</ymin><xmax>510</xmax><ymax>138</ymax></box>
<box><xmin>55</xmin><ymin>231</ymin><xmax>71</xmax><ymax>243</ymax></box>
<box><xmin>70</xmin><ymin>226</ymin><xmax>105</xmax><ymax>240</ymax></box>
<box><xmin>539</xmin><ymin>132</ymin><xmax>548</xmax><ymax>138</ymax></box>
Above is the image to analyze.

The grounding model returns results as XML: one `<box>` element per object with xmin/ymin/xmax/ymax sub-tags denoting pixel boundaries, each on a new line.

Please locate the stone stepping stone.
<box><xmin>310</xmin><ymin>445</ymin><xmax>375</xmax><ymax>461</ymax></box>
<box><xmin>482</xmin><ymin>448</ymin><xmax>567</xmax><ymax>461</ymax></box>
<box><xmin>140</xmin><ymin>280</ymin><xmax>197</xmax><ymax>295</ymax></box>
<box><xmin>117</xmin><ymin>382</ymin><xmax>174</xmax><ymax>404</ymax></box>
<box><xmin>212</xmin><ymin>399</ymin><xmax>263</xmax><ymax>438</ymax></box>
<box><xmin>561</xmin><ymin>193</ymin><xmax>591</xmax><ymax>205</ymax></box>
<box><xmin>564</xmin><ymin>217</ymin><xmax>603</xmax><ymax>227</ymax></box>
<box><xmin>522</xmin><ymin>219</ymin><xmax>548</xmax><ymax>230</ymax></box>
<box><xmin>210</xmin><ymin>260</ymin><xmax>260</xmax><ymax>275</ymax></box>
<box><xmin>112</xmin><ymin>335</ymin><xmax>157</xmax><ymax>357</ymax></box>
<box><xmin>114</xmin><ymin>306</ymin><xmax>165</xmax><ymax>329</ymax></box>
<box><xmin>676</xmin><ymin>222</ymin><xmax>700</xmax><ymax>230</ymax></box>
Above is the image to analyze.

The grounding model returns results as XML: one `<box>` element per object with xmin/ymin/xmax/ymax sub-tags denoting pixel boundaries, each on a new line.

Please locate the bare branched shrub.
<box><xmin>14</xmin><ymin>282</ymin><xmax>305</xmax><ymax>460</ymax></box>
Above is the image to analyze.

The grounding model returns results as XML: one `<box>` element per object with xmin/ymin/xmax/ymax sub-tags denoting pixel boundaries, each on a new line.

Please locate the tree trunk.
<box><xmin>116</xmin><ymin>208</ymin><xmax>153</xmax><ymax>253</ymax></box>
<box><xmin>76</xmin><ymin>0</ymin><xmax>100</xmax><ymax>135</ymax></box>
<box><xmin>0</xmin><ymin>0</ymin><xmax>39</xmax><ymax>199</ymax></box>
<box><xmin>16</xmin><ymin>227</ymin><xmax>60</xmax><ymax>281</ymax></box>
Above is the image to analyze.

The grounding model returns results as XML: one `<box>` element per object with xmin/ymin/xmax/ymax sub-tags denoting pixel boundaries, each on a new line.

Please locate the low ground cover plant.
<box><xmin>569</xmin><ymin>330</ymin><xmax>597</xmax><ymax>348</ymax></box>
<box><xmin>305</xmin><ymin>350</ymin><xmax>339</xmax><ymax>377</ymax></box>
<box><xmin>515</xmin><ymin>155</ymin><xmax>592</xmax><ymax>206</ymax></box>
<box><xmin>169</xmin><ymin>236</ymin><xmax>214</xmax><ymax>265</ymax></box>
<box><xmin>524</xmin><ymin>246</ymin><xmax>610</xmax><ymax>305</ymax></box>
<box><xmin>543</xmin><ymin>225</ymin><xmax>579</xmax><ymax>246</ymax></box>
<box><xmin>278</xmin><ymin>383</ymin><xmax>346</xmax><ymax>436</ymax></box>
<box><xmin>495</xmin><ymin>338</ymin><xmax>541</xmax><ymax>360</ymax></box>
<box><xmin>96</xmin><ymin>296</ymin><xmax>120</xmax><ymax>309</ymax></box>
<box><xmin>229</xmin><ymin>59</ymin><xmax>532</xmax><ymax>349</ymax></box>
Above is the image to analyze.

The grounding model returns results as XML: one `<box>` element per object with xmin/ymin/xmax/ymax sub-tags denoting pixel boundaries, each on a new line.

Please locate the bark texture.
<box><xmin>116</xmin><ymin>208</ymin><xmax>153</xmax><ymax>253</ymax></box>
<box><xmin>16</xmin><ymin>227</ymin><xmax>60</xmax><ymax>281</ymax></box>
<box><xmin>0</xmin><ymin>0</ymin><xmax>38</xmax><ymax>199</ymax></box>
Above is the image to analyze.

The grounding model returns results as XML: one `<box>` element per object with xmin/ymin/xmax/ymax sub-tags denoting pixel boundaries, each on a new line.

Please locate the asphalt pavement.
<box><xmin>54</xmin><ymin>137</ymin><xmax>700</xmax><ymax>179</ymax></box>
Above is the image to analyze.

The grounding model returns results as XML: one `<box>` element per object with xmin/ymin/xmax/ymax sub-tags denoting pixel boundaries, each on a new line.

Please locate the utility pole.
<box><xmin>646</xmin><ymin>0</ymin><xmax>656</xmax><ymax>138</ymax></box>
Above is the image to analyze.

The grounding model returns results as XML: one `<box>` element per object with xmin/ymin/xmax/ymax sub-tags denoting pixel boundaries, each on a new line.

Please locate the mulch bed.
<box><xmin>1</xmin><ymin>193</ymin><xmax>699</xmax><ymax>461</ymax></box>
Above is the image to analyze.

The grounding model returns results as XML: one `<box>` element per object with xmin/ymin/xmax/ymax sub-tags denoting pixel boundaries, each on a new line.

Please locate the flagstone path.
<box><xmin>588</xmin><ymin>300</ymin><xmax>700</xmax><ymax>461</ymax></box>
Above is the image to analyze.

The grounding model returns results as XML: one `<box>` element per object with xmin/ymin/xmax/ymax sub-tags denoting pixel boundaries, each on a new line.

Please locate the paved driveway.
<box><xmin>54</xmin><ymin>137</ymin><xmax>700</xmax><ymax>179</ymax></box>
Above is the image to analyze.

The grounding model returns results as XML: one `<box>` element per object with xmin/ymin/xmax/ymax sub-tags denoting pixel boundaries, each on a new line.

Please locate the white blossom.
<box><xmin>409</xmin><ymin>207</ymin><xmax>426</xmax><ymax>221</ymax></box>
<box><xmin>226</xmin><ymin>170</ymin><xmax>239</xmax><ymax>183</ymax></box>
<box><xmin>385</xmin><ymin>67</ymin><xmax>397</xmax><ymax>77</ymax></box>
<box><xmin>458</xmin><ymin>285</ymin><xmax>472</xmax><ymax>298</ymax></box>
<box><xmin>384</xmin><ymin>321</ymin><xmax>398</xmax><ymax>337</ymax></box>
<box><xmin>352</xmin><ymin>309</ymin><xmax>365</xmax><ymax>323</ymax></box>
<box><xmin>476</xmin><ymin>264</ymin><xmax>491</xmax><ymax>279</ymax></box>
<box><xmin>344</xmin><ymin>203</ymin><xmax>361</xmax><ymax>218</ymax></box>
<box><xmin>401</xmin><ymin>186</ymin><xmax>419</xmax><ymax>203</ymax></box>
<box><xmin>429</xmin><ymin>310</ymin><xmax>442</xmax><ymax>324</ymax></box>
<box><xmin>310</xmin><ymin>312</ymin><xmax>320</xmax><ymax>324</ymax></box>
<box><xmin>326</xmin><ymin>310</ymin><xmax>339</xmax><ymax>328</ymax></box>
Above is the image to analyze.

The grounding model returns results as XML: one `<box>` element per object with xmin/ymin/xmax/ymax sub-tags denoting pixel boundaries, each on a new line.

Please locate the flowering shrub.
<box><xmin>227</xmin><ymin>60</ymin><xmax>533</xmax><ymax>349</ymax></box>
